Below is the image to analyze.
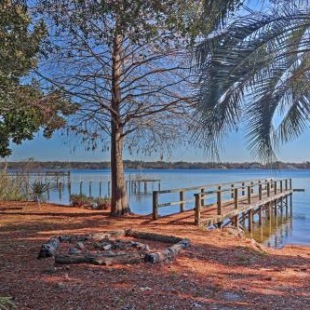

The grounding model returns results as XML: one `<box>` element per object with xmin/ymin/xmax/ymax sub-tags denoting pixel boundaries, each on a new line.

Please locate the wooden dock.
<box><xmin>152</xmin><ymin>178</ymin><xmax>293</xmax><ymax>231</ymax></box>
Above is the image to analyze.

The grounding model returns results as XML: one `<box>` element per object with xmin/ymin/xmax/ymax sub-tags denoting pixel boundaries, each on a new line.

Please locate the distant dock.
<box><xmin>8</xmin><ymin>170</ymin><xmax>160</xmax><ymax>199</ymax></box>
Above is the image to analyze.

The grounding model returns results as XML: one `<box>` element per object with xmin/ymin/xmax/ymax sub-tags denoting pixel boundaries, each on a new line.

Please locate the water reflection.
<box><xmin>245</xmin><ymin>214</ymin><xmax>293</xmax><ymax>248</ymax></box>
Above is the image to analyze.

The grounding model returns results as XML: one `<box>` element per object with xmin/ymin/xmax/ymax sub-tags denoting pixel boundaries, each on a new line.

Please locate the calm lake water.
<box><xmin>46</xmin><ymin>168</ymin><xmax>310</xmax><ymax>248</ymax></box>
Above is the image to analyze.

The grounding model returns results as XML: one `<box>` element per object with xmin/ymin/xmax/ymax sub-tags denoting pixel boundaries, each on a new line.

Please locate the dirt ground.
<box><xmin>1</xmin><ymin>201</ymin><xmax>310</xmax><ymax>310</ymax></box>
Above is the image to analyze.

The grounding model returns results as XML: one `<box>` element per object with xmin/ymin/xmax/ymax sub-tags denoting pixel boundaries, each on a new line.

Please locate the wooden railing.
<box><xmin>193</xmin><ymin>178</ymin><xmax>292</xmax><ymax>225</ymax></box>
<box><xmin>152</xmin><ymin>178</ymin><xmax>292</xmax><ymax>220</ymax></box>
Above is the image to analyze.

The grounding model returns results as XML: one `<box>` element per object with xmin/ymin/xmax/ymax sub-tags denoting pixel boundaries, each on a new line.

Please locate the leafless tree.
<box><xmin>35</xmin><ymin>0</ymin><xmax>205</xmax><ymax>216</ymax></box>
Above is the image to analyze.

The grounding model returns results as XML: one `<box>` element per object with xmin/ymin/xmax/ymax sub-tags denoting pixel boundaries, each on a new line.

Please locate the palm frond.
<box><xmin>196</xmin><ymin>6</ymin><xmax>310</xmax><ymax>160</ymax></box>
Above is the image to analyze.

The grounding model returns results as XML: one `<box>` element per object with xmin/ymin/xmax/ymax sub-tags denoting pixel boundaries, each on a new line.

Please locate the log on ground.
<box><xmin>55</xmin><ymin>252</ymin><xmax>143</xmax><ymax>266</ymax></box>
<box><xmin>144</xmin><ymin>239</ymin><xmax>190</xmax><ymax>263</ymax></box>
<box><xmin>91</xmin><ymin>230</ymin><xmax>126</xmax><ymax>241</ymax></box>
<box><xmin>86</xmin><ymin>252</ymin><xmax>143</xmax><ymax>266</ymax></box>
<box><xmin>55</xmin><ymin>254</ymin><xmax>87</xmax><ymax>264</ymax></box>
<box><xmin>125</xmin><ymin>230</ymin><xmax>183</xmax><ymax>244</ymax></box>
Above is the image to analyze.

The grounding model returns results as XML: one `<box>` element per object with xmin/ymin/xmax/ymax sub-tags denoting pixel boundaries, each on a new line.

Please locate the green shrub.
<box><xmin>0</xmin><ymin>170</ymin><xmax>25</xmax><ymax>201</ymax></box>
<box><xmin>30</xmin><ymin>181</ymin><xmax>50</xmax><ymax>202</ymax></box>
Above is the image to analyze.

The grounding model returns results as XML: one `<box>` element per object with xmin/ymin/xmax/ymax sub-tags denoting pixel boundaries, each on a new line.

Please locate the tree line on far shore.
<box><xmin>2</xmin><ymin>160</ymin><xmax>310</xmax><ymax>171</ymax></box>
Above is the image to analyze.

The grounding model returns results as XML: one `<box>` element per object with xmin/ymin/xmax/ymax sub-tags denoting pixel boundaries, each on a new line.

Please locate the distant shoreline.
<box><xmin>1</xmin><ymin>160</ymin><xmax>310</xmax><ymax>170</ymax></box>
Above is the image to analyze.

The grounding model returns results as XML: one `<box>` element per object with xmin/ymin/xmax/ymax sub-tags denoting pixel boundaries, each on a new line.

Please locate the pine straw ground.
<box><xmin>1</xmin><ymin>202</ymin><xmax>310</xmax><ymax>310</ymax></box>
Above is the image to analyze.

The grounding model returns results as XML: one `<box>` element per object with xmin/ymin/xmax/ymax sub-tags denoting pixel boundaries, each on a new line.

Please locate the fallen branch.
<box><xmin>144</xmin><ymin>239</ymin><xmax>190</xmax><ymax>263</ymax></box>
<box><xmin>125</xmin><ymin>230</ymin><xmax>184</xmax><ymax>244</ymax></box>
<box><xmin>55</xmin><ymin>252</ymin><xmax>143</xmax><ymax>266</ymax></box>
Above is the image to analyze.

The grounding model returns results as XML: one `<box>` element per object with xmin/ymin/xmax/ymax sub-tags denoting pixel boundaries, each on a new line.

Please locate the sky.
<box><xmin>6</xmin><ymin>127</ymin><xmax>310</xmax><ymax>163</ymax></box>
<box><xmin>5</xmin><ymin>0</ymin><xmax>310</xmax><ymax>164</ymax></box>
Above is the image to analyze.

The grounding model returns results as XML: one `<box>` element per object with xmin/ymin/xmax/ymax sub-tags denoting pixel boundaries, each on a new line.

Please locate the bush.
<box><xmin>70</xmin><ymin>194</ymin><xmax>111</xmax><ymax>210</ymax></box>
<box><xmin>94</xmin><ymin>196</ymin><xmax>111</xmax><ymax>210</ymax></box>
<box><xmin>70</xmin><ymin>194</ymin><xmax>92</xmax><ymax>208</ymax></box>
<box><xmin>0</xmin><ymin>170</ymin><xmax>25</xmax><ymax>201</ymax></box>
<box><xmin>30</xmin><ymin>181</ymin><xmax>50</xmax><ymax>202</ymax></box>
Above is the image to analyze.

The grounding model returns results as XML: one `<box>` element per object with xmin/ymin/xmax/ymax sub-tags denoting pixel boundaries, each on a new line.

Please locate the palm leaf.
<box><xmin>196</xmin><ymin>6</ymin><xmax>310</xmax><ymax>160</ymax></box>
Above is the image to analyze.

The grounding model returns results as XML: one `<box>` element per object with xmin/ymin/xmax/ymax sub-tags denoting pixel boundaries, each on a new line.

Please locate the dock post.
<box><xmin>274</xmin><ymin>181</ymin><xmax>277</xmax><ymax>195</ymax></box>
<box><xmin>259</xmin><ymin>183</ymin><xmax>262</xmax><ymax>200</ymax></box>
<box><xmin>195</xmin><ymin>193</ymin><xmax>201</xmax><ymax>226</ymax></box>
<box><xmin>280</xmin><ymin>196</ymin><xmax>283</xmax><ymax>216</ymax></box>
<box><xmin>258</xmin><ymin>206</ymin><xmax>262</xmax><ymax>226</ymax></box>
<box><xmin>285</xmin><ymin>195</ymin><xmax>289</xmax><ymax>217</ymax></box>
<box><xmin>267</xmin><ymin>182</ymin><xmax>270</xmax><ymax>197</ymax></box>
<box><xmin>285</xmin><ymin>179</ymin><xmax>288</xmax><ymax>191</ymax></box>
<box><xmin>289</xmin><ymin>179</ymin><xmax>292</xmax><ymax>190</ymax></box>
<box><xmin>233</xmin><ymin>188</ymin><xmax>239</xmax><ymax>228</ymax></box>
<box><xmin>137</xmin><ymin>181</ymin><xmax>141</xmax><ymax>194</ymax></box>
<box><xmin>248</xmin><ymin>210</ymin><xmax>253</xmax><ymax>231</ymax></box>
<box><xmin>58</xmin><ymin>183</ymin><xmax>62</xmax><ymax>200</ymax></box>
<box><xmin>240</xmin><ymin>212</ymin><xmax>245</xmax><ymax>226</ymax></box>
<box><xmin>234</xmin><ymin>188</ymin><xmax>238</xmax><ymax>209</ymax></box>
<box><xmin>267</xmin><ymin>202</ymin><xmax>271</xmax><ymax>220</ymax></box>
<box><xmin>108</xmin><ymin>181</ymin><xmax>111</xmax><ymax>197</ymax></box>
<box><xmin>280</xmin><ymin>180</ymin><xmax>283</xmax><ymax>193</ymax></box>
<box><xmin>251</xmin><ymin>182</ymin><xmax>254</xmax><ymax>194</ymax></box>
<box><xmin>290</xmin><ymin>193</ymin><xmax>293</xmax><ymax>215</ymax></box>
<box><xmin>99</xmin><ymin>181</ymin><xmax>102</xmax><ymax>197</ymax></box>
<box><xmin>89</xmin><ymin>181</ymin><xmax>92</xmax><ymax>197</ymax></box>
<box><xmin>68</xmin><ymin>181</ymin><xmax>72</xmax><ymax>197</ymax></box>
<box><xmin>231</xmin><ymin>184</ymin><xmax>234</xmax><ymax>198</ymax></box>
<box><xmin>180</xmin><ymin>191</ymin><xmax>185</xmax><ymax>213</ymax></box>
<box><xmin>234</xmin><ymin>215</ymin><xmax>239</xmax><ymax>227</ymax></box>
<box><xmin>242</xmin><ymin>182</ymin><xmax>245</xmax><ymax>196</ymax></box>
<box><xmin>79</xmin><ymin>181</ymin><xmax>83</xmax><ymax>195</ymax></box>
<box><xmin>247</xmin><ymin>186</ymin><xmax>251</xmax><ymax>204</ymax></box>
<box><xmin>152</xmin><ymin>191</ymin><xmax>159</xmax><ymax>220</ymax></box>
<box><xmin>217</xmin><ymin>190</ymin><xmax>222</xmax><ymax>215</ymax></box>
<box><xmin>274</xmin><ymin>199</ymin><xmax>278</xmax><ymax>216</ymax></box>
<box><xmin>200</xmin><ymin>188</ymin><xmax>205</xmax><ymax>206</ymax></box>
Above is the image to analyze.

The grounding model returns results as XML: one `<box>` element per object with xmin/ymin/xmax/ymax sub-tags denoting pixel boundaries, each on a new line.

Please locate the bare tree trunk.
<box><xmin>110</xmin><ymin>32</ymin><xmax>130</xmax><ymax>217</ymax></box>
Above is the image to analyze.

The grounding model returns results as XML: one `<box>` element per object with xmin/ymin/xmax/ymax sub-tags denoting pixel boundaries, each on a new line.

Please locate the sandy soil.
<box><xmin>0</xmin><ymin>201</ymin><xmax>310</xmax><ymax>310</ymax></box>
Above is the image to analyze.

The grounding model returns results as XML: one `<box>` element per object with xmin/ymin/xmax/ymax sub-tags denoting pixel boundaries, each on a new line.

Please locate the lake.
<box><xmin>45</xmin><ymin>168</ymin><xmax>310</xmax><ymax>248</ymax></box>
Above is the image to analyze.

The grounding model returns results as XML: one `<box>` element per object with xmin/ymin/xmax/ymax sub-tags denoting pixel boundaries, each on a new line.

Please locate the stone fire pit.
<box><xmin>38</xmin><ymin>229</ymin><xmax>190</xmax><ymax>265</ymax></box>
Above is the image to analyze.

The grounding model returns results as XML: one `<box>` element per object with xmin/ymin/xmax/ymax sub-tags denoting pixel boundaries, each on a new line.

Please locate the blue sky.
<box><xmin>6</xmin><ymin>0</ymin><xmax>310</xmax><ymax>164</ymax></box>
<box><xmin>7</xmin><ymin>127</ymin><xmax>310</xmax><ymax>163</ymax></box>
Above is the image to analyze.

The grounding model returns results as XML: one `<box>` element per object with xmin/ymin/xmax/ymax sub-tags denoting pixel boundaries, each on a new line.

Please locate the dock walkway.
<box><xmin>152</xmin><ymin>178</ymin><xmax>293</xmax><ymax>230</ymax></box>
